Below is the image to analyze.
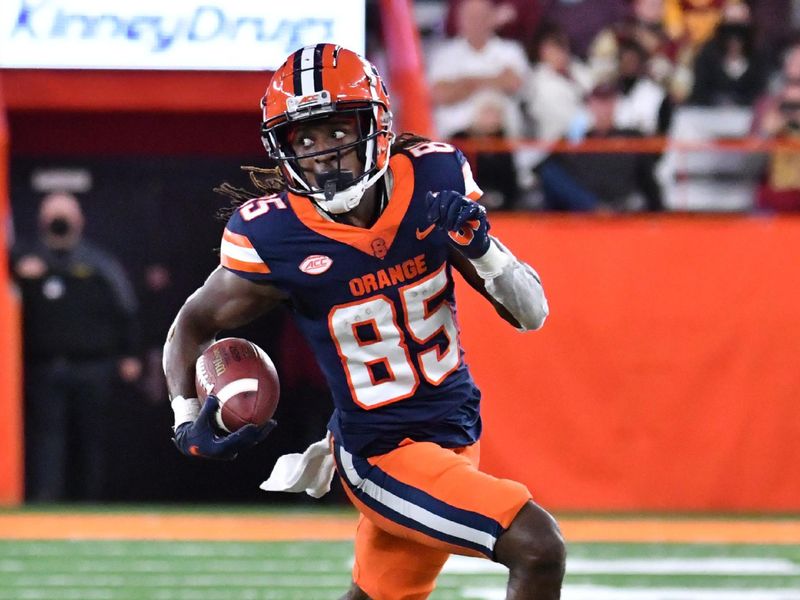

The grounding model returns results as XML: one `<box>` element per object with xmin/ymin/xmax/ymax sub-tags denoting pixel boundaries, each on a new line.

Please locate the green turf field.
<box><xmin>1</xmin><ymin>539</ymin><xmax>799</xmax><ymax>600</ymax></box>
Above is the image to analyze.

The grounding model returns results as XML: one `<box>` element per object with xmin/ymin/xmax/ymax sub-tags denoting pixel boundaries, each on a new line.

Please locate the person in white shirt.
<box><xmin>619</xmin><ymin>44</ymin><xmax>670</xmax><ymax>135</ymax></box>
<box><xmin>428</xmin><ymin>0</ymin><xmax>529</xmax><ymax>139</ymax></box>
<box><xmin>525</xmin><ymin>24</ymin><xmax>594</xmax><ymax>141</ymax></box>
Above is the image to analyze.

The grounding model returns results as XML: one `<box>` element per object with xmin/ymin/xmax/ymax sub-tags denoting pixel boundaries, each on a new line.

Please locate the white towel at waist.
<box><xmin>260</xmin><ymin>432</ymin><xmax>335</xmax><ymax>498</ymax></box>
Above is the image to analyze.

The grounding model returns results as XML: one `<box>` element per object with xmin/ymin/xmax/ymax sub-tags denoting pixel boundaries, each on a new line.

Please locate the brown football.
<box><xmin>195</xmin><ymin>338</ymin><xmax>280</xmax><ymax>433</ymax></box>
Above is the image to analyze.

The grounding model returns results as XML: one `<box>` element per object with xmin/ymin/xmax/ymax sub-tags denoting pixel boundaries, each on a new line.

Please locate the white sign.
<box><xmin>0</xmin><ymin>0</ymin><xmax>366</xmax><ymax>70</ymax></box>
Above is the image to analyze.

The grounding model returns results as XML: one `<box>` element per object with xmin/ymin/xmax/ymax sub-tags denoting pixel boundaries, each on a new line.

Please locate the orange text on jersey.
<box><xmin>349</xmin><ymin>254</ymin><xmax>427</xmax><ymax>297</ymax></box>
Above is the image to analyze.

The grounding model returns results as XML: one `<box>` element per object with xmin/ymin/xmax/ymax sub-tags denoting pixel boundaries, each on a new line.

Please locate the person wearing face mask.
<box><xmin>12</xmin><ymin>192</ymin><xmax>141</xmax><ymax>502</ymax></box>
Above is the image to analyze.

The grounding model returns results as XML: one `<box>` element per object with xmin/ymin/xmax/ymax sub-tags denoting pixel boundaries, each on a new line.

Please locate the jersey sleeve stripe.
<box><xmin>223</xmin><ymin>228</ymin><xmax>256</xmax><ymax>249</ymax></box>
<box><xmin>220</xmin><ymin>254</ymin><xmax>271</xmax><ymax>274</ymax></box>
<box><xmin>220</xmin><ymin>238</ymin><xmax>264</xmax><ymax>264</ymax></box>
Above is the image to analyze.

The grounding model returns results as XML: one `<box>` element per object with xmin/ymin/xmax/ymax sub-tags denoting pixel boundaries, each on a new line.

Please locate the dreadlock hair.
<box><xmin>394</xmin><ymin>132</ymin><xmax>431</xmax><ymax>149</ymax></box>
<box><xmin>214</xmin><ymin>166</ymin><xmax>285</xmax><ymax>220</ymax></box>
<box><xmin>214</xmin><ymin>132</ymin><xmax>432</xmax><ymax>220</ymax></box>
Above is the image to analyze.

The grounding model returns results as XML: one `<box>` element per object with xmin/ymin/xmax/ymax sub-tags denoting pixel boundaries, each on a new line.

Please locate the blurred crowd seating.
<box><xmin>417</xmin><ymin>0</ymin><xmax>800</xmax><ymax>212</ymax></box>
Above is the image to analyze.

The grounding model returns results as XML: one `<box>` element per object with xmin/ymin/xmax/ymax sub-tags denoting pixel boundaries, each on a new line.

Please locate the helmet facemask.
<box><xmin>262</xmin><ymin>101</ymin><xmax>394</xmax><ymax>215</ymax></box>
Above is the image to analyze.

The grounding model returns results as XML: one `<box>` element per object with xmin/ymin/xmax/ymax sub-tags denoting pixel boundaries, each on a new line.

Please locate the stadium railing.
<box><xmin>449</xmin><ymin>135</ymin><xmax>800</xmax><ymax>212</ymax></box>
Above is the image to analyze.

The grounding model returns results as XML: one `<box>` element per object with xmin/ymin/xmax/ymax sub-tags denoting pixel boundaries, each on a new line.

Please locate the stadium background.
<box><xmin>0</xmin><ymin>1</ymin><xmax>798</xmax><ymax>598</ymax></box>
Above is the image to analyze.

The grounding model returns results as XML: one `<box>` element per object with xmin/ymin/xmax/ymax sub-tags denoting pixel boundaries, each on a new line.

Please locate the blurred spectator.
<box><xmin>688</xmin><ymin>2</ymin><xmax>767</xmax><ymax>106</ymax></box>
<box><xmin>445</xmin><ymin>0</ymin><xmax>543</xmax><ymax>46</ymax></box>
<box><xmin>664</xmin><ymin>0</ymin><xmax>748</xmax><ymax>51</ymax></box>
<box><xmin>452</xmin><ymin>90</ymin><xmax>521</xmax><ymax>208</ymax></box>
<box><xmin>766</xmin><ymin>36</ymin><xmax>800</xmax><ymax>93</ymax></box>
<box><xmin>428</xmin><ymin>0</ymin><xmax>528</xmax><ymax>138</ymax></box>
<box><xmin>752</xmin><ymin>77</ymin><xmax>800</xmax><ymax>210</ymax></box>
<box><xmin>537</xmin><ymin>83</ymin><xmax>664</xmax><ymax>211</ymax></box>
<box><xmin>525</xmin><ymin>24</ymin><xmax>593</xmax><ymax>140</ymax></box>
<box><xmin>589</xmin><ymin>0</ymin><xmax>694</xmax><ymax>101</ymax></box>
<box><xmin>614</xmin><ymin>39</ymin><xmax>673</xmax><ymax>134</ymax></box>
<box><xmin>12</xmin><ymin>192</ymin><xmax>141</xmax><ymax>502</ymax></box>
<box><xmin>539</xmin><ymin>0</ymin><xmax>629</xmax><ymax>59</ymax></box>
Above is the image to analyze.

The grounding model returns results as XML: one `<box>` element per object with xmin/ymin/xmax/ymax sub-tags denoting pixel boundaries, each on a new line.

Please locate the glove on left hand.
<box><xmin>425</xmin><ymin>190</ymin><xmax>491</xmax><ymax>259</ymax></box>
<box><xmin>173</xmin><ymin>395</ymin><xmax>275</xmax><ymax>461</ymax></box>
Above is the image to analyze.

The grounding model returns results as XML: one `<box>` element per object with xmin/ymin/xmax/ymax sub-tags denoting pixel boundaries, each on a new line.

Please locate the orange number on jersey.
<box><xmin>328</xmin><ymin>267</ymin><xmax>459</xmax><ymax>409</ymax></box>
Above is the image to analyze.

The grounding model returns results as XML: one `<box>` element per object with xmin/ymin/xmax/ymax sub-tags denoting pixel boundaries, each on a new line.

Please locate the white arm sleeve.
<box><xmin>469</xmin><ymin>237</ymin><xmax>549</xmax><ymax>331</ymax></box>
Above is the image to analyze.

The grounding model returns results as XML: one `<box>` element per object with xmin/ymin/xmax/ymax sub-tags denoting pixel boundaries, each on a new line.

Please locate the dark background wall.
<box><xmin>10</xmin><ymin>118</ymin><xmax>345</xmax><ymax>503</ymax></box>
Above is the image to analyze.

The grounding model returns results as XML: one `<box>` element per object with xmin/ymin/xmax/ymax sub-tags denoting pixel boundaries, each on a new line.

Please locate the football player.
<box><xmin>163</xmin><ymin>44</ymin><xmax>564</xmax><ymax>600</ymax></box>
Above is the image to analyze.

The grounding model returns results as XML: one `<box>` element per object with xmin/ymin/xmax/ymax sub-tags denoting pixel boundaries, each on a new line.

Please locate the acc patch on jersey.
<box><xmin>299</xmin><ymin>255</ymin><xmax>333</xmax><ymax>275</ymax></box>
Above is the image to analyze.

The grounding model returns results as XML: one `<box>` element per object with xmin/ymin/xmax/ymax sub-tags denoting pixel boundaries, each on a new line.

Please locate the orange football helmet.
<box><xmin>260</xmin><ymin>44</ymin><xmax>394</xmax><ymax>214</ymax></box>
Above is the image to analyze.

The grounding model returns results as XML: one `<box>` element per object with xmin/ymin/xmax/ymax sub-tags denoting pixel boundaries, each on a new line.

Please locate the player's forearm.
<box><xmin>163</xmin><ymin>269</ymin><xmax>284</xmax><ymax>402</ymax></box>
<box><xmin>163</xmin><ymin>302</ymin><xmax>218</xmax><ymax>401</ymax></box>
<box><xmin>469</xmin><ymin>238</ymin><xmax>549</xmax><ymax>331</ymax></box>
<box><xmin>163</xmin><ymin>302</ymin><xmax>221</xmax><ymax>429</ymax></box>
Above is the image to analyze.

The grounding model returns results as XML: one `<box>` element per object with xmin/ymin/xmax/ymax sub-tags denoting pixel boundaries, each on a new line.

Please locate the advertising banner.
<box><xmin>0</xmin><ymin>0</ymin><xmax>365</xmax><ymax>70</ymax></box>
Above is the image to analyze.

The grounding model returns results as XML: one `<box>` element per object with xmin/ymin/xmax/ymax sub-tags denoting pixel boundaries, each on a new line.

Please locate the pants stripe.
<box><xmin>334</xmin><ymin>441</ymin><xmax>502</xmax><ymax>557</ymax></box>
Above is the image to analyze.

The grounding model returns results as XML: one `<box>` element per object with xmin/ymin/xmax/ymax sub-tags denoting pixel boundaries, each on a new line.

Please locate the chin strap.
<box><xmin>469</xmin><ymin>237</ymin><xmax>549</xmax><ymax>331</ymax></box>
<box><xmin>312</xmin><ymin>177</ymin><xmax>368</xmax><ymax>214</ymax></box>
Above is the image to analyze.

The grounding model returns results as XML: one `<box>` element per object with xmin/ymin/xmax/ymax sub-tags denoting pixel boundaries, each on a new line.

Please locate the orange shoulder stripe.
<box><xmin>223</xmin><ymin>228</ymin><xmax>255</xmax><ymax>249</ymax></box>
<box><xmin>221</xmin><ymin>254</ymin><xmax>270</xmax><ymax>274</ymax></box>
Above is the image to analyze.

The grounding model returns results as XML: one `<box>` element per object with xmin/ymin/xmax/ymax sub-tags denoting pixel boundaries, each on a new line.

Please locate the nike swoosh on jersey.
<box><xmin>415</xmin><ymin>223</ymin><xmax>436</xmax><ymax>240</ymax></box>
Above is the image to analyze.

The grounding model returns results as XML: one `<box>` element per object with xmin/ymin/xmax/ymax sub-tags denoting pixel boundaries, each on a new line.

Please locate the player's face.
<box><xmin>287</xmin><ymin>115</ymin><xmax>365</xmax><ymax>187</ymax></box>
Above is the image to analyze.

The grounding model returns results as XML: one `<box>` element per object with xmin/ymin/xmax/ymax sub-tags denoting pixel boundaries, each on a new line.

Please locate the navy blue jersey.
<box><xmin>221</xmin><ymin>142</ymin><xmax>485</xmax><ymax>456</ymax></box>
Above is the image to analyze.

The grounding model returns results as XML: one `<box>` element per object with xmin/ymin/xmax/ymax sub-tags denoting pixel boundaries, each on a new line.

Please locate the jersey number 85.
<box><xmin>328</xmin><ymin>264</ymin><xmax>459</xmax><ymax>409</ymax></box>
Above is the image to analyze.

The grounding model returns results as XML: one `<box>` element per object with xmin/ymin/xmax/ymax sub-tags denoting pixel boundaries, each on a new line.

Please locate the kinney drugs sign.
<box><xmin>0</xmin><ymin>0</ymin><xmax>365</xmax><ymax>70</ymax></box>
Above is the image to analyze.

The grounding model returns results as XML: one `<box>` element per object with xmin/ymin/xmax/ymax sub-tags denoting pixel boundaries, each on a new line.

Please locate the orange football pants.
<box><xmin>333</xmin><ymin>438</ymin><xmax>532</xmax><ymax>600</ymax></box>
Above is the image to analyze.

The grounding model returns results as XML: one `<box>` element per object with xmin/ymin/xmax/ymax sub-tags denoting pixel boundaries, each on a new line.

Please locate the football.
<box><xmin>195</xmin><ymin>337</ymin><xmax>280</xmax><ymax>433</ymax></box>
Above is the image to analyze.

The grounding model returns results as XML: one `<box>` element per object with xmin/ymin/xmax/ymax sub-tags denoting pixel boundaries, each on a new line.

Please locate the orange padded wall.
<box><xmin>0</xmin><ymin>85</ymin><xmax>23</xmax><ymax>505</ymax></box>
<box><xmin>456</xmin><ymin>214</ymin><xmax>800</xmax><ymax>511</ymax></box>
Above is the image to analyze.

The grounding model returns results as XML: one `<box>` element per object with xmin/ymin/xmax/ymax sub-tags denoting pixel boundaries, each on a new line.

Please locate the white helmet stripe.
<box><xmin>300</xmin><ymin>46</ymin><xmax>316</xmax><ymax>95</ymax></box>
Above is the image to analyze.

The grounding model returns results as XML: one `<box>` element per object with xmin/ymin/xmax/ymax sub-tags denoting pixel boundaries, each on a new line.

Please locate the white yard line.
<box><xmin>464</xmin><ymin>586</ymin><xmax>800</xmax><ymax>600</ymax></box>
<box><xmin>443</xmin><ymin>555</ymin><xmax>800</xmax><ymax>575</ymax></box>
<box><xmin>3</xmin><ymin>550</ymin><xmax>799</xmax><ymax>600</ymax></box>
<box><xmin>3</xmin><ymin>575</ymin><xmax>348</xmax><ymax>587</ymax></box>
